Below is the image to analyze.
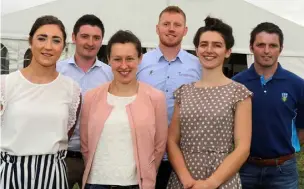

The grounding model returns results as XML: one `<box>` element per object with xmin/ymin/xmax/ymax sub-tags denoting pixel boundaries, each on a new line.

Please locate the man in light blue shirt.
<box><xmin>57</xmin><ymin>14</ymin><xmax>112</xmax><ymax>189</ymax></box>
<box><xmin>137</xmin><ymin>6</ymin><xmax>201</xmax><ymax>189</ymax></box>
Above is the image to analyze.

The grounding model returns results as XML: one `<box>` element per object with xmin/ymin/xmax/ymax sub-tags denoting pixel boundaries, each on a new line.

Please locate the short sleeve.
<box><xmin>173</xmin><ymin>84</ymin><xmax>185</xmax><ymax>105</ymax></box>
<box><xmin>67</xmin><ymin>81</ymin><xmax>81</xmax><ymax>131</ymax></box>
<box><xmin>233</xmin><ymin>82</ymin><xmax>253</xmax><ymax>110</ymax></box>
<box><xmin>0</xmin><ymin>75</ymin><xmax>7</xmax><ymax>116</ymax></box>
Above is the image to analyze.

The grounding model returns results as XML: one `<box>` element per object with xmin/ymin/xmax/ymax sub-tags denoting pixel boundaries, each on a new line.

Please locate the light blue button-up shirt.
<box><xmin>57</xmin><ymin>57</ymin><xmax>113</xmax><ymax>152</ymax></box>
<box><xmin>137</xmin><ymin>47</ymin><xmax>202</xmax><ymax>125</ymax></box>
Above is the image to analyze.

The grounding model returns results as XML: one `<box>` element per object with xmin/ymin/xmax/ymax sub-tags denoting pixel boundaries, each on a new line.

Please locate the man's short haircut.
<box><xmin>73</xmin><ymin>14</ymin><xmax>105</xmax><ymax>38</ymax></box>
<box><xmin>250</xmin><ymin>22</ymin><xmax>284</xmax><ymax>48</ymax></box>
<box><xmin>159</xmin><ymin>6</ymin><xmax>186</xmax><ymax>22</ymax></box>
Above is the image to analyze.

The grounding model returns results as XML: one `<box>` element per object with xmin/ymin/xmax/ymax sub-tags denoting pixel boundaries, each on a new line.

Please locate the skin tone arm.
<box><xmin>167</xmin><ymin>102</ymin><xmax>196</xmax><ymax>189</ymax></box>
<box><xmin>192</xmin><ymin>97</ymin><xmax>252</xmax><ymax>189</ymax></box>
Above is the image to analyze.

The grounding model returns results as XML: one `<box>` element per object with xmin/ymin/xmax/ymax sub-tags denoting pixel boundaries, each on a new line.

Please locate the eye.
<box><xmin>113</xmin><ymin>58</ymin><xmax>121</xmax><ymax>62</ymax></box>
<box><xmin>53</xmin><ymin>39</ymin><xmax>61</xmax><ymax>44</ymax></box>
<box><xmin>174</xmin><ymin>23</ymin><xmax>182</xmax><ymax>27</ymax></box>
<box><xmin>126</xmin><ymin>57</ymin><xmax>134</xmax><ymax>61</ymax></box>
<box><xmin>37</xmin><ymin>37</ymin><xmax>46</xmax><ymax>41</ymax></box>
<box><xmin>94</xmin><ymin>36</ymin><xmax>101</xmax><ymax>40</ymax></box>
<box><xmin>270</xmin><ymin>44</ymin><xmax>278</xmax><ymax>48</ymax></box>
<box><xmin>81</xmin><ymin>35</ymin><xmax>89</xmax><ymax>39</ymax></box>
<box><xmin>199</xmin><ymin>43</ymin><xmax>207</xmax><ymax>47</ymax></box>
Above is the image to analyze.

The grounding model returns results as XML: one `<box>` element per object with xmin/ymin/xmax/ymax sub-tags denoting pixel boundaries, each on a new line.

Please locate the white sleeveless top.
<box><xmin>0</xmin><ymin>71</ymin><xmax>81</xmax><ymax>156</ymax></box>
<box><xmin>87</xmin><ymin>92</ymin><xmax>138</xmax><ymax>185</ymax></box>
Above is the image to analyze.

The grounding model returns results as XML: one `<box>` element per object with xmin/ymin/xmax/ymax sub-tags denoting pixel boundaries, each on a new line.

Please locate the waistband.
<box><xmin>0</xmin><ymin>150</ymin><xmax>67</xmax><ymax>164</ymax></box>
<box><xmin>247</xmin><ymin>153</ymin><xmax>295</xmax><ymax>166</ymax></box>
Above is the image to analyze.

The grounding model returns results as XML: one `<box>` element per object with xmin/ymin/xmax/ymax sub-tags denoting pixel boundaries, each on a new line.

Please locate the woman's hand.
<box><xmin>181</xmin><ymin>175</ymin><xmax>196</xmax><ymax>189</ymax></box>
<box><xmin>191</xmin><ymin>179</ymin><xmax>218</xmax><ymax>189</ymax></box>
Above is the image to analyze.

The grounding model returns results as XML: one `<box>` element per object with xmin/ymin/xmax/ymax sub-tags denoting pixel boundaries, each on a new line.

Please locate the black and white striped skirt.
<box><xmin>0</xmin><ymin>150</ymin><xmax>68</xmax><ymax>189</ymax></box>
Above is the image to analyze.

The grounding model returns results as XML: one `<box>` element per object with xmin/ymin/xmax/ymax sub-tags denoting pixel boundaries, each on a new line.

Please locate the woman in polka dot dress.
<box><xmin>167</xmin><ymin>16</ymin><xmax>253</xmax><ymax>189</ymax></box>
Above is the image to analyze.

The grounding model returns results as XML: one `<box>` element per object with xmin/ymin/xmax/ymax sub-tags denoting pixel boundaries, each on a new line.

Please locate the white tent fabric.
<box><xmin>1</xmin><ymin>0</ymin><xmax>304</xmax><ymax>55</ymax></box>
<box><xmin>1</xmin><ymin>0</ymin><xmax>304</xmax><ymax>77</ymax></box>
<box><xmin>247</xmin><ymin>55</ymin><xmax>304</xmax><ymax>78</ymax></box>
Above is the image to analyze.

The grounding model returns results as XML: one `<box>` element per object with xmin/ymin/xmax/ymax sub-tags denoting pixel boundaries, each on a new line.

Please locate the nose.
<box><xmin>206</xmin><ymin>44</ymin><xmax>213</xmax><ymax>53</ymax></box>
<box><xmin>169</xmin><ymin>24</ymin><xmax>175</xmax><ymax>32</ymax></box>
<box><xmin>264</xmin><ymin>45</ymin><xmax>270</xmax><ymax>54</ymax></box>
<box><xmin>120</xmin><ymin>60</ymin><xmax>128</xmax><ymax>69</ymax></box>
<box><xmin>87</xmin><ymin>37</ymin><xmax>94</xmax><ymax>46</ymax></box>
<box><xmin>44</xmin><ymin>39</ymin><xmax>52</xmax><ymax>50</ymax></box>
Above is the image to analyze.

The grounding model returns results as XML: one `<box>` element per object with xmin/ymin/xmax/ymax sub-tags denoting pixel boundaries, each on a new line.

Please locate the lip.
<box><xmin>118</xmin><ymin>71</ymin><xmax>131</xmax><ymax>76</ymax></box>
<box><xmin>41</xmin><ymin>52</ymin><xmax>53</xmax><ymax>57</ymax></box>
<box><xmin>166</xmin><ymin>34</ymin><xmax>176</xmax><ymax>38</ymax></box>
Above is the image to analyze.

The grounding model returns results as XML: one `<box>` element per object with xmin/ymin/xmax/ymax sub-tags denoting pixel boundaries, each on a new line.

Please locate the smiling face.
<box><xmin>30</xmin><ymin>24</ymin><xmax>64</xmax><ymax>67</ymax></box>
<box><xmin>73</xmin><ymin>24</ymin><xmax>103</xmax><ymax>60</ymax></box>
<box><xmin>251</xmin><ymin>31</ymin><xmax>282</xmax><ymax>68</ymax></box>
<box><xmin>156</xmin><ymin>12</ymin><xmax>188</xmax><ymax>47</ymax></box>
<box><xmin>109</xmin><ymin>42</ymin><xmax>142</xmax><ymax>85</ymax></box>
<box><xmin>196</xmin><ymin>31</ymin><xmax>231</xmax><ymax>70</ymax></box>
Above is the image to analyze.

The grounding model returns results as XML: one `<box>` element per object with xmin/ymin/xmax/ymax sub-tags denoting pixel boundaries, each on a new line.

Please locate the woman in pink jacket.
<box><xmin>80</xmin><ymin>30</ymin><xmax>168</xmax><ymax>189</ymax></box>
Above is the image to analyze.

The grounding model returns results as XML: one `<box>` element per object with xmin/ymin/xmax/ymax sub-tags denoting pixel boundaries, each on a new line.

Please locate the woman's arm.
<box><xmin>154</xmin><ymin>93</ymin><xmax>168</xmax><ymax>169</ymax></box>
<box><xmin>193</xmin><ymin>97</ymin><xmax>252</xmax><ymax>189</ymax></box>
<box><xmin>68</xmin><ymin>95</ymin><xmax>82</xmax><ymax>139</ymax></box>
<box><xmin>168</xmin><ymin>102</ymin><xmax>196</xmax><ymax>189</ymax></box>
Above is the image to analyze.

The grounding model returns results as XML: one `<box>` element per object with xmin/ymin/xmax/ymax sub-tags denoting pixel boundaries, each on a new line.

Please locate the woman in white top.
<box><xmin>80</xmin><ymin>30</ymin><xmax>168</xmax><ymax>189</ymax></box>
<box><xmin>0</xmin><ymin>15</ymin><xmax>81</xmax><ymax>189</ymax></box>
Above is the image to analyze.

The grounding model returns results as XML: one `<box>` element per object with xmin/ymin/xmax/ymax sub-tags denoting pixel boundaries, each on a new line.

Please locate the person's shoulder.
<box><xmin>282</xmin><ymin>68</ymin><xmax>304</xmax><ymax>84</ymax></box>
<box><xmin>139</xmin><ymin>81</ymin><xmax>165</xmax><ymax>99</ymax></box>
<box><xmin>143</xmin><ymin>48</ymin><xmax>158</xmax><ymax>58</ymax></box>
<box><xmin>232</xmin><ymin>69</ymin><xmax>251</xmax><ymax>82</ymax></box>
<box><xmin>56</xmin><ymin>57</ymin><xmax>73</xmax><ymax>71</ymax></box>
<box><xmin>86</xmin><ymin>82</ymin><xmax>110</xmax><ymax>98</ymax></box>
<box><xmin>182</xmin><ymin>50</ymin><xmax>199</xmax><ymax>61</ymax></box>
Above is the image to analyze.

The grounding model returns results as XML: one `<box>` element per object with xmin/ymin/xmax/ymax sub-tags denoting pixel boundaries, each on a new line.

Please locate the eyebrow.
<box><xmin>37</xmin><ymin>34</ymin><xmax>62</xmax><ymax>40</ymax></box>
<box><xmin>200</xmin><ymin>41</ymin><xmax>223</xmax><ymax>44</ymax></box>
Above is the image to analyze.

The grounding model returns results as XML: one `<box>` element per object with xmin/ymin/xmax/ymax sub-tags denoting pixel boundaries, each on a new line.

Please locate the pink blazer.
<box><xmin>80</xmin><ymin>82</ymin><xmax>168</xmax><ymax>189</ymax></box>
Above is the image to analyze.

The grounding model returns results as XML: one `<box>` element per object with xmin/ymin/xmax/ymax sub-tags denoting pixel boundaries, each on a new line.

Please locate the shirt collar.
<box><xmin>247</xmin><ymin>62</ymin><xmax>286</xmax><ymax>80</ymax></box>
<box><xmin>67</xmin><ymin>56</ymin><xmax>102</xmax><ymax>68</ymax></box>
<box><xmin>155</xmin><ymin>47</ymin><xmax>185</xmax><ymax>63</ymax></box>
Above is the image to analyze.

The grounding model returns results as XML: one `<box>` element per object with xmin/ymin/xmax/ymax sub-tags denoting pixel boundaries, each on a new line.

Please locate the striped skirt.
<box><xmin>0</xmin><ymin>150</ymin><xmax>68</xmax><ymax>189</ymax></box>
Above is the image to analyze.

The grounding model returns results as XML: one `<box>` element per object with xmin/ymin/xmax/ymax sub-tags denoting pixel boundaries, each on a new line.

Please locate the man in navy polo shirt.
<box><xmin>233</xmin><ymin>22</ymin><xmax>304</xmax><ymax>189</ymax></box>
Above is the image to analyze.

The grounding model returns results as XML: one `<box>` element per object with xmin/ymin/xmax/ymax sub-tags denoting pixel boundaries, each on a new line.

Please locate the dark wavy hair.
<box><xmin>193</xmin><ymin>16</ymin><xmax>234</xmax><ymax>49</ymax></box>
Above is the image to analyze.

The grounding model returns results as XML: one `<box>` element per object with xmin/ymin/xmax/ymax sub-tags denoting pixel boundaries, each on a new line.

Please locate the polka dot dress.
<box><xmin>167</xmin><ymin>82</ymin><xmax>252</xmax><ymax>189</ymax></box>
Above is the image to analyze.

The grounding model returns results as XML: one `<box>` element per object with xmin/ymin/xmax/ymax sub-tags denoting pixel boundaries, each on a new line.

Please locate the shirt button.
<box><xmin>264</xmin><ymin>90</ymin><xmax>267</xmax><ymax>93</ymax></box>
<box><xmin>167</xmin><ymin>76</ymin><xmax>170</xmax><ymax>79</ymax></box>
<box><xmin>169</xmin><ymin>63</ymin><xmax>171</xmax><ymax>66</ymax></box>
<box><xmin>166</xmin><ymin>90</ymin><xmax>168</xmax><ymax>92</ymax></box>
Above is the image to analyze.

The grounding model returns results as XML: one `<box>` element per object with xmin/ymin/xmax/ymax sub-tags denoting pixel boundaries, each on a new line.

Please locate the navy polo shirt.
<box><xmin>233</xmin><ymin>63</ymin><xmax>304</xmax><ymax>158</ymax></box>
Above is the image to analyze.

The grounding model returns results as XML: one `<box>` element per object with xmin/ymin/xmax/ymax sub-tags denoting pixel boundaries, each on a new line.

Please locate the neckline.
<box><xmin>18</xmin><ymin>70</ymin><xmax>60</xmax><ymax>86</ymax></box>
<box><xmin>192</xmin><ymin>81</ymin><xmax>234</xmax><ymax>89</ymax></box>
<box><xmin>107</xmin><ymin>92</ymin><xmax>137</xmax><ymax>99</ymax></box>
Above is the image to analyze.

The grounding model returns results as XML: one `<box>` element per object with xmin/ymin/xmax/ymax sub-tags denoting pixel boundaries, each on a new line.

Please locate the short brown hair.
<box><xmin>159</xmin><ymin>6</ymin><xmax>186</xmax><ymax>22</ymax></box>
